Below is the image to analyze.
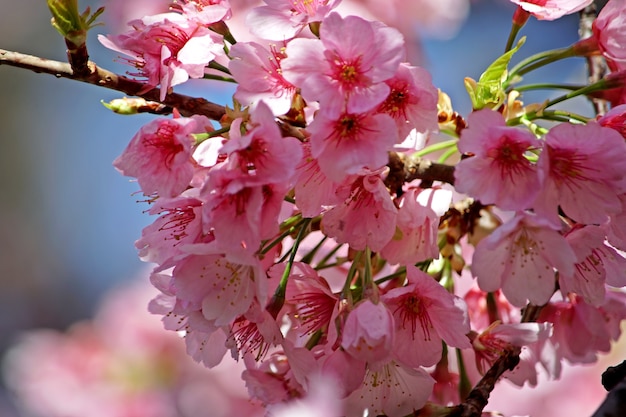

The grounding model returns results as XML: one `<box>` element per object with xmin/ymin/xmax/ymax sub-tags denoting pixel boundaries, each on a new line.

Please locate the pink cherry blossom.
<box><xmin>176</xmin><ymin>0</ymin><xmax>232</xmax><ymax>25</ymax></box>
<box><xmin>201</xmin><ymin>169</ymin><xmax>288</xmax><ymax>263</ymax></box>
<box><xmin>533</xmin><ymin>121</ymin><xmax>626</xmax><ymax>225</ymax></box>
<box><xmin>345</xmin><ymin>361</ymin><xmax>435</xmax><ymax>417</ymax></box>
<box><xmin>229</xmin><ymin>41</ymin><xmax>297</xmax><ymax>116</ymax></box>
<box><xmin>283</xmin><ymin>262</ymin><xmax>339</xmax><ymax>337</ymax></box>
<box><xmin>306</xmin><ymin>110</ymin><xmax>398</xmax><ymax>181</ymax></box>
<box><xmin>172</xmin><ymin>254</ymin><xmax>265</xmax><ymax>326</ymax></box>
<box><xmin>376</xmin><ymin>63</ymin><xmax>439</xmax><ymax>140</ymax></box>
<box><xmin>597</xmin><ymin>103</ymin><xmax>626</xmax><ymax>139</ymax></box>
<box><xmin>454</xmin><ymin>109</ymin><xmax>542</xmax><ymax>211</ymax></box>
<box><xmin>606</xmin><ymin>193</ymin><xmax>626</xmax><ymax>251</ymax></box>
<box><xmin>471</xmin><ymin>212</ymin><xmax>576</xmax><ymax>307</ymax></box>
<box><xmin>341</xmin><ymin>299</ymin><xmax>395</xmax><ymax>364</ymax></box>
<box><xmin>592</xmin><ymin>0</ymin><xmax>626</xmax><ymax>68</ymax></box>
<box><xmin>508</xmin><ymin>0</ymin><xmax>592</xmax><ymax>20</ymax></box>
<box><xmin>246</xmin><ymin>0</ymin><xmax>341</xmax><ymax>40</ymax></box>
<box><xmin>471</xmin><ymin>321</ymin><xmax>551</xmax><ymax>374</ymax></box>
<box><xmin>293</xmin><ymin>143</ymin><xmax>354</xmax><ymax>217</ymax></box>
<box><xmin>219</xmin><ymin>101</ymin><xmax>303</xmax><ymax>186</ymax></box>
<box><xmin>228</xmin><ymin>302</ymin><xmax>284</xmax><ymax>360</ymax></box>
<box><xmin>380</xmin><ymin>187</ymin><xmax>452</xmax><ymax>265</ymax></box>
<box><xmin>538</xmin><ymin>296</ymin><xmax>616</xmax><ymax>365</ymax></box>
<box><xmin>281</xmin><ymin>12</ymin><xmax>405</xmax><ymax>117</ymax></box>
<box><xmin>99</xmin><ymin>13</ymin><xmax>224</xmax><ymax>100</ymax></box>
<box><xmin>560</xmin><ymin>225</ymin><xmax>626</xmax><ymax>306</ymax></box>
<box><xmin>382</xmin><ymin>265</ymin><xmax>471</xmax><ymax>368</ymax></box>
<box><xmin>113</xmin><ymin>115</ymin><xmax>212</xmax><ymax>197</ymax></box>
<box><xmin>321</xmin><ymin>174</ymin><xmax>398</xmax><ymax>252</ymax></box>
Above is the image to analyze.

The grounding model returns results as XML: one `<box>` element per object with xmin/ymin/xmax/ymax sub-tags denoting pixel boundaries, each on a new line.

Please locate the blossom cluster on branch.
<box><xmin>3</xmin><ymin>0</ymin><xmax>626</xmax><ymax>416</ymax></box>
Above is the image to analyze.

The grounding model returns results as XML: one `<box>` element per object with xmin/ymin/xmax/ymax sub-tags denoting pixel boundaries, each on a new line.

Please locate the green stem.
<box><xmin>300</xmin><ymin>235</ymin><xmax>328</xmax><ymax>264</ymax></box>
<box><xmin>208</xmin><ymin>60</ymin><xmax>232</xmax><ymax>75</ymax></box>
<box><xmin>259</xmin><ymin>215</ymin><xmax>304</xmax><ymax>255</ymax></box>
<box><xmin>414</xmin><ymin>139</ymin><xmax>458</xmax><ymax>157</ymax></box>
<box><xmin>507</xmin><ymin>46</ymin><xmax>576</xmax><ymax>86</ymax></box>
<box><xmin>202</xmin><ymin>74</ymin><xmax>237</xmax><ymax>83</ymax></box>
<box><xmin>193</xmin><ymin>126</ymin><xmax>230</xmax><ymax>145</ymax></box>
<box><xmin>374</xmin><ymin>266</ymin><xmax>406</xmax><ymax>286</ymax></box>
<box><xmin>315</xmin><ymin>243</ymin><xmax>344</xmax><ymax>270</ymax></box>
<box><xmin>456</xmin><ymin>348</ymin><xmax>473</xmax><ymax>401</ymax></box>
<box><xmin>504</xmin><ymin>22</ymin><xmax>523</xmax><ymax>53</ymax></box>
<box><xmin>437</xmin><ymin>146</ymin><xmax>458</xmax><ymax>164</ymax></box>
<box><xmin>513</xmin><ymin>83</ymin><xmax>585</xmax><ymax>93</ymax></box>
<box><xmin>275</xmin><ymin>218</ymin><xmax>312</xmax><ymax>299</ymax></box>
<box><xmin>341</xmin><ymin>251</ymin><xmax>362</xmax><ymax>299</ymax></box>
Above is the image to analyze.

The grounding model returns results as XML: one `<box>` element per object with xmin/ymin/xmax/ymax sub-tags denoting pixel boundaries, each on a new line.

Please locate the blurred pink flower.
<box><xmin>509</xmin><ymin>0</ymin><xmax>592</xmax><ymax>20</ymax></box>
<box><xmin>592</xmin><ymin>0</ymin><xmax>626</xmax><ymax>68</ymax></box>
<box><xmin>246</xmin><ymin>0</ymin><xmax>341</xmax><ymax>40</ymax></box>
<box><xmin>3</xmin><ymin>281</ymin><xmax>264</xmax><ymax>417</ymax></box>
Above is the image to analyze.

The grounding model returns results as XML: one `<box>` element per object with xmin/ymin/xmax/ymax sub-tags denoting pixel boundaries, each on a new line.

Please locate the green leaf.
<box><xmin>47</xmin><ymin>0</ymin><xmax>104</xmax><ymax>45</ymax></box>
<box><xmin>465</xmin><ymin>37</ymin><xmax>526</xmax><ymax>110</ymax></box>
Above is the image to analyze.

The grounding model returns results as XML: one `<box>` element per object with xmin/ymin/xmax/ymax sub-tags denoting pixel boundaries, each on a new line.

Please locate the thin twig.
<box><xmin>0</xmin><ymin>48</ymin><xmax>226</xmax><ymax>120</ymax></box>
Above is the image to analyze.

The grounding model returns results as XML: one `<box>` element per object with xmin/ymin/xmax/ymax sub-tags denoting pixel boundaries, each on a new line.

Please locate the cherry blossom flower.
<box><xmin>176</xmin><ymin>0</ymin><xmax>232</xmax><ymax>25</ymax></box>
<box><xmin>592</xmin><ymin>0</ymin><xmax>626</xmax><ymax>68</ymax></box>
<box><xmin>283</xmin><ymin>262</ymin><xmax>339</xmax><ymax>337</ymax></box>
<box><xmin>597</xmin><ymin>103</ymin><xmax>626</xmax><ymax>139</ymax></box>
<box><xmin>173</xmin><ymin>254</ymin><xmax>266</xmax><ymax>326</ymax></box>
<box><xmin>246</xmin><ymin>0</ymin><xmax>341</xmax><ymax>40</ymax></box>
<box><xmin>471</xmin><ymin>212</ymin><xmax>576</xmax><ymax>307</ymax></box>
<box><xmin>229</xmin><ymin>41</ymin><xmax>297</xmax><ymax>116</ymax></box>
<box><xmin>376</xmin><ymin>63</ymin><xmax>439</xmax><ymax>140</ymax></box>
<box><xmin>135</xmin><ymin>195</ymin><xmax>206</xmax><ymax>266</ymax></box>
<box><xmin>380</xmin><ymin>187</ymin><xmax>452</xmax><ymax>265</ymax></box>
<box><xmin>99</xmin><ymin>13</ymin><xmax>224</xmax><ymax>100</ymax></box>
<box><xmin>201</xmin><ymin>169</ymin><xmax>288</xmax><ymax>263</ymax></box>
<box><xmin>508</xmin><ymin>0</ymin><xmax>592</xmax><ymax>21</ymax></box>
<box><xmin>219</xmin><ymin>101</ymin><xmax>303</xmax><ymax>186</ymax></box>
<box><xmin>560</xmin><ymin>225</ymin><xmax>626</xmax><ymax>306</ymax></box>
<box><xmin>344</xmin><ymin>361</ymin><xmax>435</xmax><ymax>417</ymax></box>
<box><xmin>113</xmin><ymin>115</ymin><xmax>212</xmax><ymax>197</ymax></box>
<box><xmin>293</xmin><ymin>143</ymin><xmax>354</xmax><ymax>217</ymax></box>
<box><xmin>306</xmin><ymin>110</ymin><xmax>398</xmax><ymax>181</ymax></box>
<box><xmin>533</xmin><ymin>121</ymin><xmax>626</xmax><ymax>225</ymax></box>
<box><xmin>341</xmin><ymin>299</ymin><xmax>395</xmax><ymax>364</ymax></box>
<box><xmin>454</xmin><ymin>109</ymin><xmax>542</xmax><ymax>211</ymax></box>
<box><xmin>4</xmin><ymin>281</ymin><xmax>264</xmax><ymax>417</ymax></box>
<box><xmin>321</xmin><ymin>174</ymin><xmax>398</xmax><ymax>252</ymax></box>
<box><xmin>382</xmin><ymin>265</ymin><xmax>471</xmax><ymax>368</ymax></box>
<box><xmin>471</xmin><ymin>321</ymin><xmax>551</xmax><ymax>374</ymax></box>
<box><xmin>538</xmin><ymin>296</ymin><xmax>619</xmax><ymax>365</ymax></box>
<box><xmin>281</xmin><ymin>12</ymin><xmax>405</xmax><ymax>117</ymax></box>
<box><xmin>606</xmin><ymin>193</ymin><xmax>626</xmax><ymax>251</ymax></box>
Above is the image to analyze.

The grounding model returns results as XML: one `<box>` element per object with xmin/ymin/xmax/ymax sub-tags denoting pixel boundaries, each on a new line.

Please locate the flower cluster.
<box><xmin>91</xmin><ymin>0</ymin><xmax>626</xmax><ymax>415</ymax></box>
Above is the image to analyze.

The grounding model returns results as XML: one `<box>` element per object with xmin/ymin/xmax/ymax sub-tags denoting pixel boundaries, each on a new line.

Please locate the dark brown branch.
<box><xmin>0</xmin><ymin>48</ymin><xmax>226</xmax><ymax>121</ymax></box>
<box><xmin>591</xmin><ymin>374</ymin><xmax>626</xmax><ymax>417</ymax></box>
<box><xmin>385</xmin><ymin>152</ymin><xmax>456</xmax><ymax>194</ymax></box>
<box><xmin>448</xmin><ymin>346</ymin><xmax>521</xmax><ymax>417</ymax></box>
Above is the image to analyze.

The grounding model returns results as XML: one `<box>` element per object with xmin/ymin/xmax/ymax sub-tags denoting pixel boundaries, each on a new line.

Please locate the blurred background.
<box><xmin>0</xmin><ymin>0</ymin><xmax>616</xmax><ymax>416</ymax></box>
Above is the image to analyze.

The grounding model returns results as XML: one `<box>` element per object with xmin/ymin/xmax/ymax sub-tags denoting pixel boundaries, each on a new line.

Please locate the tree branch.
<box><xmin>0</xmin><ymin>48</ymin><xmax>226</xmax><ymax>120</ymax></box>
